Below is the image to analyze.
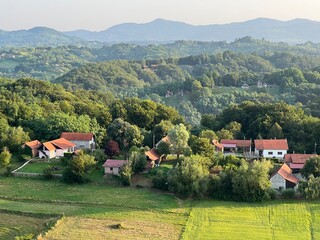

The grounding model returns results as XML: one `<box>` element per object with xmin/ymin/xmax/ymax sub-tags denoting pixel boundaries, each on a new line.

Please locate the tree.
<box><xmin>216</xmin><ymin>129</ymin><xmax>233</xmax><ymax>140</ymax></box>
<box><xmin>0</xmin><ymin>147</ymin><xmax>11</xmax><ymax>167</ymax></box>
<box><xmin>301</xmin><ymin>156</ymin><xmax>320</xmax><ymax>178</ymax></box>
<box><xmin>120</xmin><ymin>163</ymin><xmax>132</xmax><ymax>186</ymax></box>
<box><xmin>268</xmin><ymin>122</ymin><xmax>284</xmax><ymax>139</ymax></box>
<box><xmin>225</xmin><ymin>121</ymin><xmax>242</xmax><ymax>139</ymax></box>
<box><xmin>104</xmin><ymin>140</ymin><xmax>120</xmax><ymax>159</ymax></box>
<box><xmin>190</xmin><ymin>137</ymin><xmax>215</xmax><ymax>159</ymax></box>
<box><xmin>168</xmin><ymin>124</ymin><xmax>190</xmax><ymax>159</ymax></box>
<box><xmin>298</xmin><ymin>175</ymin><xmax>320</xmax><ymax>199</ymax></box>
<box><xmin>107</xmin><ymin>118</ymin><xmax>143</xmax><ymax>154</ymax></box>
<box><xmin>156</xmin><ymin>141</ymin><xmax>170</xmax><ymax>156</ymax></box>
<box><xmin>153</xmin><ymin>120</ymin><xmax>174</xmax><ymax>143</ymax></box>
<box><xmin>63</xmin><ymin>156</ymin><xmax>85</xmax><ymax>184</ymax></box>
<box><xmin>167</xmin><ymin>157</ymin><xmax>209</xmax><ymax>198</ymax></box>
<box><xmin>129</xmin><ymin>150</ymin><xmax>147</xmax><ymax>173</ymax></box>
<box><xmin>199</xmin><ymin>130</ymin><xmax>218</xmax><ymax>142</ymax></box>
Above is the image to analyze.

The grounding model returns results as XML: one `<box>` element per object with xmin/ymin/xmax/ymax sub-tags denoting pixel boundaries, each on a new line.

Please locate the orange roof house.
<box><xmin>145</xmin><ymin>148</ymin><xmax>161</xmax><ymax>169</ymax></box>
<box><xmin>284</xmin><ymin>154</ymin><xmax>318</xmax><ymax>170</ymax></box>
<box><xmin>60</xmin><ymin>132</ymin><xmax>95</xmax><ymax>150</ymax></box>
<box><xmin>254</xmin><ymin>139</ymin><xmax>288</xmax><ymax>159</ymax></box>
<box><xmin>22</xmin><ymin>140</ymin><xmax>42</xmax><ymax>157</ymax></box>
<box><xmin>270</xmin><ymin>163</ymin><xmax>299</xmax><ymax>190</ymax></box>
<box><xmin>39</xmin><ymin>138</ymin><xmax>75</xmax><ymax>159</ymax></box>
<box><xmin>212</xmin><ymin>139</ymin><xmax>224</xmax><ymax>152</ymax></box>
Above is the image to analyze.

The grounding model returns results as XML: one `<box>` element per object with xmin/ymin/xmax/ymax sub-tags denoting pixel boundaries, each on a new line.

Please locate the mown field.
<box><xmin>1</xmin><ymin>177</ymin><xmax>320</xmax><ymax>239</ymax></box>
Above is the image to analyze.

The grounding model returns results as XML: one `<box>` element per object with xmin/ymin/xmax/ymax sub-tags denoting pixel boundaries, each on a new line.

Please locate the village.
<box><xmin>18</xmin><ymin>131</ymin><xmax>318</xmax><ymax>193</ymax></box>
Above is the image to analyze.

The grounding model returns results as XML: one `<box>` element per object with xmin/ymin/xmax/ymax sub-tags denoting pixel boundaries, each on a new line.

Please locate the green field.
<box><xmin>17</xmin><ymin>161</ymin><xmax>65</xmax><ymax>174</ymax></box>
<box><xmin>1</xmin><ymin>177</ymin><xmax>320</xmax><ymax>239</ymax></box>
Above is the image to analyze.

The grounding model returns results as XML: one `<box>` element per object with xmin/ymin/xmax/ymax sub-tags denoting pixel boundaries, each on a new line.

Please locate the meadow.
<box><xmin>1</xmin><ymin>177</ymin><xmax>320</xmax><ymax>239</ymax></box>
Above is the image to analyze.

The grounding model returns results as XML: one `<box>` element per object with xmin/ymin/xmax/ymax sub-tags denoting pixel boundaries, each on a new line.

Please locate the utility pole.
<box><xmin>314</xmin><ymin>142</ymin><xmax>317</xmax><ymax>154</ymax></box>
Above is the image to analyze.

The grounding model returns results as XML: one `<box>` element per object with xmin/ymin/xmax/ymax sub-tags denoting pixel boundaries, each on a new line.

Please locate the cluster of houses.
<box><xmin>212</xmin><ymin>138</ymin><xmax>318</xmax><ymax>191</ymax></box>
<box><xmin>23</xmin><ymin>133</ymin><xmax>317</xmax><ymax>191</ymax></box>
<box><xmin>22</xmin><ymin>132</ymin><xmax>96</xmax><ymax>159</ymax></box>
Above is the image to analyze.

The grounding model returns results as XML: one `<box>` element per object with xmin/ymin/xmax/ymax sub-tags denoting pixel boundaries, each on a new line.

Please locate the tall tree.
<box><xmin>0</xmin><ymin>147</ymin><xmax>11</xmax><ymax>167</ymax></box>
<box><xmin>104</xmin><ymin>140</ymin><xmax>120</xmax><ymax>159</ymax></box>
<box><xmin>301</xmin><ymin>156</ymin><xmax>320</xmax><ymax>178</ymax></box>
<box><xmin>168</xmin><ymin>124</ymin><xmax>190</xmax><ymax>159</ymax></box>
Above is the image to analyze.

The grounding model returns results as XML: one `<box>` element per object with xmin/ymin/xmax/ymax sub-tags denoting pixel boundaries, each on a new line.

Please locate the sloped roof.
<box><xmin>61</xmin><ymin>132</ymin><xmax>94</xmax><ymax>141</ymax></box>
<box><xmin>102</xmin><ymin>159</ymin><xmax>127</xmax><ymax>168</ymax></box>
<box><xmin>51</xmin><ymin>138</ymin><xmax>76</xmax><ymax>149</ymax></box>
<box><xmin>289</xmin><ymin>163</ymin><xmax>304</xmax><ymax>170</ymax></box>
<box><xmin>221</xmin><ymin>139</ymin><xmax>251</xmax><ymax>147</ymax></box>
<box><xmin>254</xmin><ymin>139</ymin><xmax>288</xmax><ymax>150</ymax></box>
<box><xmin>212</xmin><ymin>139</ymin><xmax>224</xmax><ymax>149</ymax></box>
<box><xmin>24</xmin><ymin>140</ymin><xmax>42</xmax><ymax>149</ymax></box>
<box><xmin>284</xmin><ymin>154</ymin><xmax>317</xmax><ymax>164</ymax></box>
<box><xmin>43</xmin><ymin>142</ymin><xmax>56</xmax><ymax>151</ymax></box>
<box><xmin>145</xmin><ymin>148</ymin><xmax>160</xmax><ymax>161</ymax></box>
<box><xmin>273</xmin><ymin>164</ymin><xmax>299</xmax><ymax>184</ymax></box>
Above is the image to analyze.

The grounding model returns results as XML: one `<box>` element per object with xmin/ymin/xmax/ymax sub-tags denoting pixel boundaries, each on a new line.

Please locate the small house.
<box><xmin>39</xmin><ymin>138</ymin><xmax>75</xmax><ymax>159</ymax></box>
<box><xmin>284</xmin><ymin>153</ymin><xmax>317</xmax><ymax>173</ymax></box>
<box><xmin>221</xmin><ymin>139</ymin><xmax>251</xmax><ymax>153</ymax></box>
<box><xmin>254</xmin><ymin>139</ymin><xmax>288</xmax><ymax>159</ymax></box>
<box><xmin>60</xmin><ymin>132</ymin><xmax>95</xmax><ymax>150</ymax></box>
<box><xmin>22</xmin><ymin>140</ymin><xmax>42</xmax><ymax>157</ymax></box>
<box><xmin>270</xmin><ymin>164</ymin><xmax>299</xmax><ymax>190</ymax></box>
<box><xmin>102</xmin><ymin>159</ymin><xmax>128</xmax><ymax>176</ymax></box>
<box><xmin>212</xmin><ymin>139</ymin><xmax>224</xmax><ymax>153</ymax></box>
<box><xmin>145</xmin><ymin>148</ymin><xmax>161</xmax><ymax>168</ymax></box>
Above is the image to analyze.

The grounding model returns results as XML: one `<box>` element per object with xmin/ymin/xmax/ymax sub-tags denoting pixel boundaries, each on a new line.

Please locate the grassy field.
<box><xmin>17</xmin><ymin>161</ymin><xmax>65</xmax><ymax>174</ymax></box>
<box><xmin>2</xmin><ymin>177</ymin><xmax>320</xmax><ymax>239</ymax></box>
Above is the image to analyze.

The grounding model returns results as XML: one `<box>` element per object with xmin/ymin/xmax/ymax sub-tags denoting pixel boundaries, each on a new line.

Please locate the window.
<box><xmin>277</xmin><ymin>152</ymin><xmax>283</xmax><ymax>155</ymax></box>
<box><xmin>268</xmin><ymin>152</ymin><xmax>273</xmax><ymax>155</ymax></box>
<box><xmin>110</xmin><ymin>167</ymin><xmax>113</xmax><ymax>171</ymax></box>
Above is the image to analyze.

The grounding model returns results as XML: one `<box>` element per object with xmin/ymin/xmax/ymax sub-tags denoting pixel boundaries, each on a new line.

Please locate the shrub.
<box><xmin>281</xmin><ymin>189</ymin><xmax>295</xmax><ymax>199</ymax></box>
<box><xmin>43</xmin><ymin>166</ymin><xmax>54</xmax><ymax>180</ymax></box>
<box><xmin>152</xmin><ymin>169</ymin><xmax>169</xmax><ymax>191</ymax></box>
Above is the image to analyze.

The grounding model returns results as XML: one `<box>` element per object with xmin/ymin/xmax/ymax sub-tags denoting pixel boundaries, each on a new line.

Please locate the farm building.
<box><xmin>284</xmin><ymin>154</ymin><xmax>318</xmax><ymax>173</ymax></box>
<box><xmin>221</xmin><ymin>139</ymin><xmax>251</xmax><ymax>153</ymax></box>
<box><xmin>212</xmin><ymin>139</ymin><xmax>224</xmax><ymax>153</ymax></box>
<box><xmin>145</xmin><ymin>148</ymin><xmax>161</xmax><ymax>168</ymax></box>
<box><xmin>102</xmin><ymin>159</ymin><xmax>128</xmax><ymax>176</ymax></box>
<box><xmin>270</xmin><ymin>164</ymin><xmax>299</xmax><ymax>190</ymax></box>
<box><xmin>22</xmin><ymin>140</ymin><xmax>42</xmax><ymax>157</ymax></box>
<box><xmin>60</xmin><ymin>132</ymin><xmax>95</xmax><ymax>150</ymax></box>
<box><xmin>39</xmin><ymin>138</ymin><xmax>75</xmax><ymax>159</ymax></box>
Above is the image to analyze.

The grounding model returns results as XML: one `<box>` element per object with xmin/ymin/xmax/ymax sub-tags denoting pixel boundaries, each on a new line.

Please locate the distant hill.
<box><xmin>65</xmin><ymin>18</ymin><xmax>320</xmax><ymax>43</ymax></box>
<box><xmin>0</xmin><ymin>27</ymin><xmax>83</xmax><ymax>47</ymax></box>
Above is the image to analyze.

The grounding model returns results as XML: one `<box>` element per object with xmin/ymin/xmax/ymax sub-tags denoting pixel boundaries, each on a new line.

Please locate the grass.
<box><xmin>181</xmin><ymin>200</ymin><xmax>320</xmax><ymax>240</ymax></box>
<box><xmin>17</xmin><ymin>161</ymin><xmax>65</xmax><ymax>174</ymax></box>
<box><xmin>0</xmin><ymin>211</ymin><xmax>55</xmax><ymax>239</ymax></box>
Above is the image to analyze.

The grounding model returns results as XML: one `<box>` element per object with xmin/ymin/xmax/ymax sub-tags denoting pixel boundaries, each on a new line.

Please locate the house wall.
<box><xmin>270</xmin><ymin>174</ymin><xmax>286</xmax><ymax>190</ymax></box>
<box><xmin>255</xmin><ymin>149</ymin><xmax>287</xmax><ymax>159</ymax></box>
<box><xmin>39</xmin><ymin>150</ymin><xmax>55</xmax><ymax>159</ymax></box>
<box><xmin>104</xmin><ymin>166</ymin><xmax>120</xmax><ymax>176</ymax></box>
<box><xmin>70</xmin><ymin>139</ymin><xmax>95</xmax><ymax>150</ymax></box>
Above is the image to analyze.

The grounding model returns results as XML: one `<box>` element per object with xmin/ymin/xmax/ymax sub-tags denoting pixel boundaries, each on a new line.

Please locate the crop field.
<box><xmin>1</xmin><ymin>177</ymin><xmax>320</xmax><ymax>239</ymax></box>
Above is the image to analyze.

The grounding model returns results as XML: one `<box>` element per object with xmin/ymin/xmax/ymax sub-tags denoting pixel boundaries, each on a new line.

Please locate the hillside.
<box><xmin>65</xmin><ymin>18</ymin><xmax>320</xmax><ymax>43</ymax></box>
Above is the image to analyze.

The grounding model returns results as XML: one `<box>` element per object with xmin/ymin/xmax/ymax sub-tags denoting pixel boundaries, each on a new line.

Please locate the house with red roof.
<box><xmin>254</xmin><ymin>139</ymin><xmax>288</xmax><ymax>159</ymax></box>
<box><xmin>212</xmin><ymin>139</ymin><xmax>224</xmax><ymax>153</ymax></box>
<box><xmin>145</xmin><ymin>148</ymin><xmax>161</xmax><ymax>168</ymax></box>
<box><xmin>102</xmin><ymin>159</ymin><xmax>128</xmax><ymax>176</ymax></box>
<box><xmin>60</xmin><ymin>132</ymin><xmax>95</xmax><ymax>150</ymax></box>
<box><xmin>221</xmin><ymin>139</ymin><xmax>251</xmax><ymax>153</ymax></box>
<box><xmin>22</xmin><ymin>140</ymin><xmax>42</xmax><ymax>157</ymax></box>
<box><xmin>284</xmin><ymin>153</ymin><xmax>318</xmax><ymax>173</ymax></box>
<box><xmin>39</xmin><ymin>138</ymin><xmax>76</xmax><ymax>159</ymax></box>
<box><xmin>270</xmin><ymin>163</ymin><xmax>299</xmax><ymax>190</ymax></box>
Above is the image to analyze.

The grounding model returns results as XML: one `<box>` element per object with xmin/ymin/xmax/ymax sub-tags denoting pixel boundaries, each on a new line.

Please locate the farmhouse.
<box><xmin>212</xmin><ymin>139</ymin><xmax>224</xmax><ymax>153</ymax></box>
<box><xmin>60</xmin><ymin>132</ymin><xmax>95</xmax><ymax>150</ymax></box>
<box><xmin>284</xmin><ymin>153</ymin><xmax>318</xmax><ymax>173</ymax></box>
<box><xmin>39</xmin><ymin>138</ymin><xmax>75</xmax><ymax>159</ymax></box>
<box><xmin>102</xmin><ymin>159</ymin><xmax>128</xmax><ymax>176</ymax></box>
<box><xmin>270</xmin><ymin>163</ymin><xmax>299</xmax><ymax>190</ymax></box>
<box><xmin>221</xmin><ymin>139</ymin><xmax>251</xmax><ymax>153</ymax></box>
<box><xmin>254</xmin><ymin>139</ymin><xmax>288</xmax><ymax>159</ymax></box>
<box><xmin>145</xmin><ymin>148</ymin><xmax>160</xmax><ymax>168</ymax></box>
<box><xmin>22</xmin><ymin>140</ymin><xmax>42</xmax><ymax>157</ymax></box>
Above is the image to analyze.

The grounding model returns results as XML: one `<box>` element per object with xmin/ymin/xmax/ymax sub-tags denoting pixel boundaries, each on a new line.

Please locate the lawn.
<box><xmin>16</xmin><ymin>161</ymin><xmax>65</xmax><ymax>174</ymax></box>
<box><xmin>0</xmin><ymin>210</ymin><xmax>56</xmax><ymax>239</ymax></box>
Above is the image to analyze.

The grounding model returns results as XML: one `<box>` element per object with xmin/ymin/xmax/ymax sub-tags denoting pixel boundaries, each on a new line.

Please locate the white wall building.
<box><xmin>254</xmin><ymin>139</ymin><xmax>288</xmax><ymax>159</ymax></box>
<box><xmin>61</xmin><ymin>132</ymin><xmax>95</xmax><ymax>150</ymax></box>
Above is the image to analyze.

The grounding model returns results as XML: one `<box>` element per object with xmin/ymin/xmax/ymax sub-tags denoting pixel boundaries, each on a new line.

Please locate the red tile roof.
<box><xmin>284</xmin><ymin>154</ymin><xmax>317</xmax><ymax>164</ymax></box>
<box><xmin>212</xmin><ymin>139</ymin><xmax>224</xmax><ymax>149</ymax></box>
<box><xmin>24</xmin><ymin>140</ymin><xmax>42</xmax><ymax>149</ymax></box>
<box><xmin>145</xmin><ymin>148</ymin><xmax>160</xmax><ymax>161</ymax></box>
<box><xmin>289</xmin><ymin>163</ymin><xmax>304</xmax><ymax>170</ymax></box>
<box><xmin>254</xmin><ymin>139</ymin><xmax>288</xmax><ymax>150</ymax></box>
<box><xmin>102</xmin><ymin>159</ymin><xmax>128</xmax><ymax>168</ymax></box>
<box><xmin>43</xmin><ymin>142</ymin><xmax>56</xmax><ymax>151</ymax></box>
<box><xmin>60</xmin><ymin>132</ymin><xmax>94</xmax><ymax>141</ymax></box>
<box><xmin>42</xmin><ymin>138</ymin><xmax>75</xmax><ymax>151</ymax></box>
<box><xmin>275</xmin><ymin>164</ymin><xmax>299</xmax><ymax>184</ymax></box>
<box><xmin>221</xmin><ymin>139</ymin><xmax>251</xmax><ymax>147</ymax></box>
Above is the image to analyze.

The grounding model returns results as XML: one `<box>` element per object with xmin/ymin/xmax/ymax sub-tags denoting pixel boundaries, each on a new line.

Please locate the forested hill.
<box><xmin>2</xmin><ymin>38</ymin><xmax>320</xmax><ymax>80</ymax></box>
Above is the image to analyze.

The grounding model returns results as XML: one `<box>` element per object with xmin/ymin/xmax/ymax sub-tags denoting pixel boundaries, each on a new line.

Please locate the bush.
<box><xmin>281</xmin><ymin>189</ymin><xmax>295</xmax><ymax>199</ymax></box>
<box><xmin>151</xmin><ymin>169</ymin><xmax>169</xmax><ymax>191</ymax></box>
<box><xmin>43</xmin><ymin>166</ymin><xmax>54</xmax><ymax>180</ymax></box>
<box><xmin>267</xmin><ymin>188</ymin><xmax>277</xmax><ymax>200</ymax></box>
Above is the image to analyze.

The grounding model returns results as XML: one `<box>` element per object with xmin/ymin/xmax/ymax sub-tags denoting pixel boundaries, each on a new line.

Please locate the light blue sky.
<box><xmin>1</xmin><ymin>0</ymin><xmax>319</xmax><ymax>31</ymax></box>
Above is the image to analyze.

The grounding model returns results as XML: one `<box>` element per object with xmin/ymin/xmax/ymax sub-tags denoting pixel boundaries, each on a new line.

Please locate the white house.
<box><xmin>270</xmin><ymin>163</ymin><xmax>299</xmax><ymax>190</ymax></box>
<box><xmin>254</xmin><ymin>139</ymin><xmax>288</xmax><ymax>159</ymax></box>
<box><xmin>102</xmin><ymin>159</ymin><xmax>128</xmax><ymax>176</ymax></box>
<box><xmin>60</xmin><ymin>132</ymin><xmax>95</xmax><ymax>150</ymax></box>
<box><xmin>39</xmin><ymin>138</ymin><xmax>75</xmax><ymax>159</ymax></box>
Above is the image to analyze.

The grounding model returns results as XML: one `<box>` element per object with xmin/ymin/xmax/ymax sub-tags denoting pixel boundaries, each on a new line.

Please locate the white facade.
<box><xmin>270</xmin><ymin>173</ymin><xmax>286</xmax><ymax>190</ymax></box>
<box><xmin>71</xmin><ymin>139</ymin><xmax>95</xmax><ymax>150</ymax></box>
<box><xmin>255</xmin><ymin>149</ymin><xmax>287</xmax><ymax>159</ymax></box>
<box><xmin>104</xmin><ymin>166</ymin><xmax>121</xmax><ymax>176</ymax></box>
<box><xmin>39</xmin><ymin>146</ymin><xmax>74</xmax><ymax>159</ymax></box>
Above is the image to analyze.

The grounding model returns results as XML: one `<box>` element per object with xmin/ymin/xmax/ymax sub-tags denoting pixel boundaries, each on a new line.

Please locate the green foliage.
<box><xmin>199</xmin><ymin>129</ymin><xmax>218</xmax><ymax>142</ymax></box>
<box><xmin>168</xmin><ymin>156</ymin><xmax>209</xmax><ymax>199</ymax></box>
<box><xmin>42</xmin><ymin>166</ymin><xmax>54</xmax><ymax>180</ymax></box>
<box><xmin>281</xmin><ymin>189</ymin><xmax>296</xmax><ymax>199</ymax></box>
<box><xmin>190</xmin><ymin>137</ymin><xmax>215</xmax><ymax>158</ymax></box>
<box><xmin>298</xmin><ymin>175</ymin><xmax>320</xmax><ymax>199</ymax></box>
<box><xmin>0</xmin><ymin>147</ymin><xmax>11</xmax><ymax>167</ymax></box>
<box><xmin>151</xmin><ymin>169</ymin><xmax>169</xmax><ymax>191</ymax></box>
<box><xmin>156</xmin><ymin>141</ymin><xmax>170</xmax><ymax>156</ymax></box>
<box><xmin>301</xmin><ymin>156</ymin><xmax>320</xmax><ymax>178</ymax></box>
<box><xmin>168</xmin><ymin>123</ymin><xmax>190</xmax><ymax>159</ymax></box>
<box><xmin>129</xmin><ymin>151</ymin><xmax>147</xmax><ymax>173</ymax></box>
<box><xmin>120</xmin><ymin>164</ymin><xmax>132</xmax><ymax>186</ymax></box>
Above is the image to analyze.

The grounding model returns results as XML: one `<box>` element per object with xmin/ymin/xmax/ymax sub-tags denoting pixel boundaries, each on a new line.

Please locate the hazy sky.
<box><xmin>1</xmin><ymin>0</ymin><xmax>320</xmax><ymax>31</ymax></box>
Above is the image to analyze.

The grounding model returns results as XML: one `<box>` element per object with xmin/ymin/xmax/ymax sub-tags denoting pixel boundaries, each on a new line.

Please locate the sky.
<box><xmin>1</xmin><ymin>0</ymin><xmax>320</xmax><ymax>31</ymax></box>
